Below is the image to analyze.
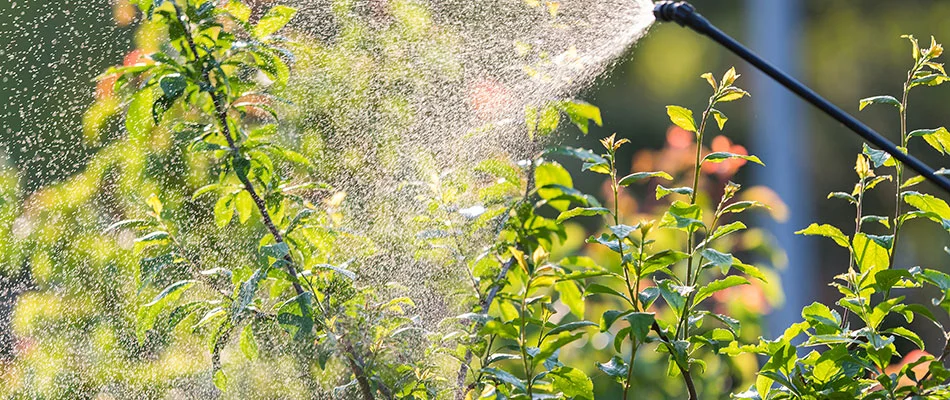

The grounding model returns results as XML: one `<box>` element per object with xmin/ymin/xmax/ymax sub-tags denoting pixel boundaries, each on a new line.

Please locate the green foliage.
<box><xmin>13</xmin><ymin>0</ymin><xmax>950</xmax><ymax>396</ymax></box>
<box><xmin>728</xmin><ymin>35</ymin><xmax>950</xmax><ymax>400</ymax></box>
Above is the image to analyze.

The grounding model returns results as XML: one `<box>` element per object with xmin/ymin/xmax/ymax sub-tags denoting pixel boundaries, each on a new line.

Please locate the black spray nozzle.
<box><xmin>653</xmin><ymin>1</ymin><xmax>694</xmax><ymax>26</ymax></box>
<box><xmin>650</xmin><ymin>1</ymin><xmax>950</xmax><ymax>194</ymax></box>
<box><xmin>653</xmin><ymin>1</ymin><xmax>712</xmax><ymax>34</ymax></box>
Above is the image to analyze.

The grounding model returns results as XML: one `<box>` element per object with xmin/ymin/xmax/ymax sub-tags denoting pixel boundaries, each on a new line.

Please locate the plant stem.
<box><xmin>679</xmin><ymin>102</ymin><xmax>713</xmax><ymax>340</ymax></box>
<box><xmin>454</xmin><ymin>257</ymin><xmax>515</xmax><ymax>400</ymax></box>
<box><xmin>841</xmin><ymin>174</ymin><xmax>867</xmax><ymax>329</ymax></box>
<box><xmin>455</xmin><ymin>158</ymin><xmax>536</xmax><ymax>399</ymax></box>
<box><xmin>891</xmin><ymin>70</ymin><xmax>915</xmax><ymax>267</ymax></box>
<box><xmin>608</xmin><ymin>147</ymin><xmax>644</xmax><ymax>398</ymax></box>
<box><xmin>917</xmin><ymin>334</ymin><xmax>950</xmax><ymax>394</ymax></box>
<box><xmin>173</xmin><ymin>1</ymin><xmax>307</xmax><ymax>296</ymax></box>
<box><xmin>171</xmin><ymin>5</ymin><xmax>373</xmax><ymax>399</ymax></box>
<box><xmin>651</xmin><ymin>322</ymin><xmax>698</xmax><ymax>400</ymax></box>
<box><xmin>520</xmin><ymin>278</ymin><xmax>534</xmax><ymax>397</ymax></box>
<box><xmin>623</xmin><ymin>340</ymin><xmax>639</xmax><ymax>400</ymax></box>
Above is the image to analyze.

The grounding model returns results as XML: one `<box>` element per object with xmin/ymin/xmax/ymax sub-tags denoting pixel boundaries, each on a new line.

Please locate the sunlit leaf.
<box><xmin>666</xmin><ymin>105</ymin><xmax>697</xmax><ymax>133</ymax></box>
<box><xmin>795</xmin><ymin>223</ymin><xmax>850</xmax><ymax>248</ymax></box>
<box><xmin>253</xmin><ymin>5</ymin><xmax>297</xmax><ymax>38</ymax></box>
<box><xmin>858</xmin><ymin>95</ymin><xmax>902</xmax><ymax>111</ymax></box>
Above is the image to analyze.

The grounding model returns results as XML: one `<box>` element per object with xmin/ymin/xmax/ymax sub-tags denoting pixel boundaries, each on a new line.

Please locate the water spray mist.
<box><xmin>653</xmin><ymin>1</ymin><xmax>950</xmax><ymax>195</ymax></box>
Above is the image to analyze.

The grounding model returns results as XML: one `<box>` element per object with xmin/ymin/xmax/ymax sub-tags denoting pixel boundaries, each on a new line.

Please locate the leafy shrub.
<box><xmin>6</xmin><ymin>0</ymin><xmax>950</xmax><ymax>399</ymax></box>
<box><xmin>725</xmin><ymin>35</ymin><xmax>950</xmax><ymax>400</ymax></box>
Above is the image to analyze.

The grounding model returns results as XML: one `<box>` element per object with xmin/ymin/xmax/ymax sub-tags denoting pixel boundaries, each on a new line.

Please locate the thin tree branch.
<box><xmin>171</xmin><ymin>5</ymin><xmax>376</xmax><ymax>399</ymax></box>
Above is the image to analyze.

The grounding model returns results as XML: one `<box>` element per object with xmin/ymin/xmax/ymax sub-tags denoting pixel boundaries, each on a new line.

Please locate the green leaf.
<box><xmin>656</xmin><ymin>185</ymin><xmax>693</xmax><ymax>200</ymax></box>
<box><xmin>795</xmin><ymin>223</ymin><xmax>850</xmax><ymax>248</ymax></box>
<box><xmin>640</xmin><ymin>250</ymin><xmax>689</xmax><ymax>276</ymax></box>
<box><xmin>235</xmin><ymin>190</ymin><xmax>253</xmax><ymax>224</ymax></box>
<box><xmin>702</xmin><ymin>311</ymin><xmax>741</xmax><ymax>335</ymax></box>
<box><xmin>312</xmin><ymin>263</ymin><xmax>357</xmax><ymax>281</ymax></box>
<box><xmin>484</xmin><ymin>353</ymin><xmax>521</xmax><ymax>366</ymax></box>
<box><xmin>535</xmin><ymin>331</ymin><xmax>584</xmax><ymax>365</ymax></box>
<box><xmin>598</xmin><ymin>356</ymin><xmax>628</xmax><ymax>379</ymax></box>
<box><xmin>214</xmin><ymin>194</ymin><xmax>234</xmax><ymax>227</ymax></box>
<box><xmin>556</xmin><ymin>207</ymin><xmax>610</xmax><ymax>223</ymax></box>
<box><xmin>717</xmin><ymin>86</ymin><xmax>750</xmax><ymax>102</ymax></box>
<box><xmin>852</xmin><ymin>233</ymin><xmax>890</xmax><ymax>273</ymax></box>
<box><xmin>525</xmin><ymin>104</ymin><xmax>538</xmax><ymax>139</ymax></box>
<box><xmin>733</xmin><ymin>262</ymin><xmax>767</xmax><ymax>283</ymax></box>
<box><xmin>239</xmin><ymin>324</ymin><xmax>259</xmax><ymax>360</ymax></box>
<box><xmin>858</xmin><ymin>95</ymin><xmax>902</xmax><ymax>111</ymax></box>
<box><xmin>904</xmin><ymin>191</ymin><xmax>950</xmax><ymax>219</ymax></box>
<box><xmin>213</xmin><ymin>369</ymin><xmax>228</xmax><ymax>391</ymax></box>
<box><xmin>556</xmin><ymin>101</ymin><xmax>602</xmax><ymax>135</ymax></box>
<box><xmin>694</xmin><ymin>276</ymin><xmax>748</xmax><ymax>305</ymax></box>
<box><xmin>145</xmin><ymin>280</ymin><xmax>195</xmax><ymax>308</ymax></box>
<box><xmin>911</xmin><ymin>267</ymin><xmax>950</xmax><ymax>291</ymax></box>
<box><xmin>482</xmin><ymin>319</ymin><xmax>519</xmax><ymax>339</ymax></box>
<box><xmin>232</xmin><ymin>268</ymin><xmax>266</xmax><ymax>320</ymax></box>
<box><xmin>481</xmin><ymin>367</ymin><xmax>526</xmax><ymax>392</ymax></box>
<box><xmin>908</xmin><ymin>127</ymin><xmax>950</xmax><ymax>155</ymax></box>
<box><xmin>104</xmin><ymin>219</ymin><xmax>150</xmax><ymax>233</ymax></box>
<box><xmin>582</xmin><ymin>161</ymin><xmax>611</xmax><ymax>175</ymax></box>
<box><xmin>224</xmin><ymin>0</ymin><xmax>252</xmax><ymax>22</ymax></box>
<box><xmin>623</xmin><ymin>312</ymin><xmax>655</xmax><ymax>342</ymax></box>
<box><xmin>861</xmin><ymin>215</ymin><xmax>890</xmax><ymax>229</ymax></box>
<box><xmin>666</xmin><ymin>105</ymin><xmax>697</xmax><ymax>133</ymax></box>
<box><xmin>137</xmin><ymin>280</ymin><xmax>195</xmax><ymax>339</ymax></box>
<box><xmin>610</xmin><ymin>224</ymin><xmax>638</xmax><ymax>240</ymax></box>
<box><xmin>901</xmin><ymin>175</ymin><xmax>926</xmax><ymax>189</ymax></box>
<box><xmin>253</xmin><ymin>5</ymin><xmax>297</xmax><ymax>38</ymax></box>
<box><xmin>720</xmin><ymin>201</ymin><xmax>768</xmax><ymax>215</ymax></box>
<box><xmin>701</xmin><ymin>248</ymin><xmax>733</xmax><ymax>270</ymax></box>
<box><xmin>694</xmin><ymin>328</ymin><xmax>735</xmax><ymax>353</ymax></box>
<box><xmin>863</xmin><ymin>143</ymin><xmax>895</xmax><ymax>168</ymax></box>
<box><xmin>911</xmin><ymin>74</ymin><xmax>950</xmax><ymax>87</ymax></box>
<box><xmin>710</xmin><ymin>108</ymin><xmax>727</xmax><ymax>130</ymax></box>
<box><xmin>801</xmin><ymin>302</ymin><xmax>841</xmax><ymax>329</ymax></box>
<box><xmin>618</xmin><ymin>171</ymin><xmax>673</xmax><ymax>186</ymax></box>
<box><xmin>126</xmin><ymin>87</ymin><xmax>157</xmax><ymax>140</ymax></box>
<box><xmin>545</xmin><ymin>320</ymin><xmax>597</xmax><ymax>337</ymax></box>
<box><xmin>886</xmin><ymin>326</ymin><xmax>924</xmax><ymax>349</ymax></box>
<box><xmin>277</xmin><ymin>293</ymin><xmax>314</xmax><ymax>341</ymax></box>
<box><xmin>585</xmin><ymin>284</ymin><xmax>631</xmax><ymax>304</ymax></box>
<box><xmin>535</xmin><ymin>162</ymin><xmax>574</xmax><ymax>211</ymax></box>
<box><xmin>707</xmin><ymin>221</ymin><xmax>746</xmax><ymax>243</ymax></box>
<box><xmin>159</xmin><ymin>73</ymin><xmax>186</xmax><ymax>99</ymax></box>
<box><xmin>543</xmin><ymin>147</ymin><xmax>607</xmax><ymax>165</ymax></box>
<box><xmin>538</xmin><ymin>104</ymin><xmax>560</xmax><ymax>136</ymax></box>
<box><xmin>261</xmin><ymin>242</ymin><xmax>290</xmax><ymax>259</ymax></box>
<box><xmin>640</xmin><ymin>284</ymin><xmax>663</xmax><ymax>309</ymax></box>
<box><xmin>193</xmin><ymin>307</ymin><xmax>225</xmax><ymax>329</ymax></box>
<box><xmin>549</xmin><ymin>367</ymin><xmax>594</xmax><ymax>400</ymax></box>
<box><xmin>146</xmin><ymin>193</ymin><xmax>163</xmax><ymax>216</ymax></box>
<box><xmin>874</xmin><ymin>269</ymin><xmax>911</xmax><ymax>293</ymax></box>
<box><xmin>658</xmin><ymin>279</ymin><xmax>690</xmax><ymax>317</ymax></box>
<box><xmin>702</xmin><ymin>152</ymin><xmax>764</xmax><ymax>166</ymax></box>
<box><xmin>134</xmin><ymin>231</ymin><xmax>169</xmax><ymax>252</ymax></box>
<box><xmin>660</xmin><ymin>201</ymin><xmax>703</xmax><ymax>232</ymax></box>
<box><xmin>586</xmin><ymin>233</ymin><xmax>628</xmax><ymax>254</ymax></box>
<box><xmin>827</xmin><ymin>191</ymin><xmax>857</xmax><ymax>203</ymax></box>
<box><xmin>139</xmin><ymin>253</ymin><xmax>174</xmax><ymax>291</ymax></box>
<box><xmin>556</xmin><ymin>280</ymin><xmax>585</xmax><ymax>318</ymax></box>
<box><xmin>601</xmin><ymin>309</ymin><xmax>633</xmax><ymax>332</ymax></box>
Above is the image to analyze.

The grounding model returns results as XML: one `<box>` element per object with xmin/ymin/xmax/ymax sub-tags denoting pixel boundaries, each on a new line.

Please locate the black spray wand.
<box><xmin>653</xmin><ymin>1</ymin><xmax>950</xmax><ymax>194</ymax></box>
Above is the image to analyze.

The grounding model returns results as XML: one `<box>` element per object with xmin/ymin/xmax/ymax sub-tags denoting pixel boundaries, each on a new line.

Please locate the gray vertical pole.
<box><xmin>747</xmin><ymin>0</ymin><xmax>815</xmax><ymax>337</ymax></box>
